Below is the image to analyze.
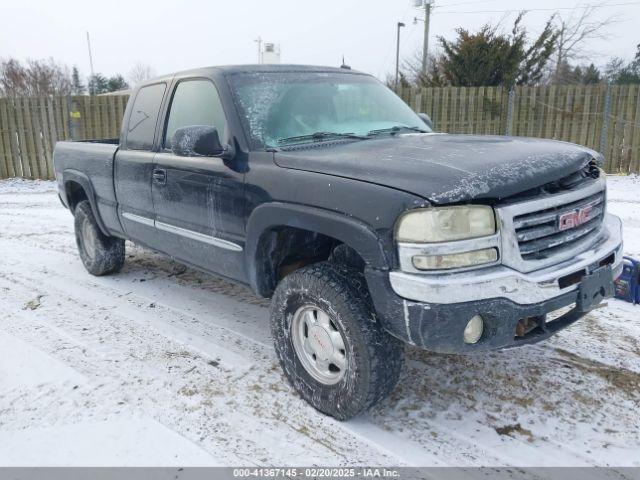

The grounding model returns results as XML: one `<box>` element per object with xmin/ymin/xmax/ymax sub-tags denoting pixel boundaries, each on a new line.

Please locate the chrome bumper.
<box><xmin>389</xmin><ymin>214</ymin><xmax>623</xmax><ymax>305</ymax></box>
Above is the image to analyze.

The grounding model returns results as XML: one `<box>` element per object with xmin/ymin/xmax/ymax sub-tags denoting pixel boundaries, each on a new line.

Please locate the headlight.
<box><xmin>396</xmin><ymin>205</ymin><xmax>496</xmax><ymax>243</ymax></box>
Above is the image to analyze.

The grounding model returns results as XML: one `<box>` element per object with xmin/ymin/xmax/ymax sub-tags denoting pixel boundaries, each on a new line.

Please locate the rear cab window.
<box><xmin>126</xmin><ymin>83</ymin><xmax>167</xmax><ymax>150</ymax></box>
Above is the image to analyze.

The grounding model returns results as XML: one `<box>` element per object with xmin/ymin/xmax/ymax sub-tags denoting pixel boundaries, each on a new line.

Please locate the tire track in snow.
<box><xmin>0</xmin><ymin>275</ymin><xmax>378</xmax><ymax>465</ymax></box>
<box><xmin>0</xmin><ymin>235</ymin><xmax>628</xmax><ymax>467</ymax></box>
<box><xmin>2</xmin><ymin>188</ymin><xmax>640</xmax><ymax>466</ymax></box>
<box><xmin>1</xmin><ymin>239</ymin><xmax>584</xmax><ymax>467</ymax></box>
<box><xmin>1</xmin><ymin>237</ymin><xmax>517</xmax><ymax>466</ymax></box>
<box><xmin>0</xmin><ymin>253</ymin><xmax>420</xmax><ymax>466</ymax></box>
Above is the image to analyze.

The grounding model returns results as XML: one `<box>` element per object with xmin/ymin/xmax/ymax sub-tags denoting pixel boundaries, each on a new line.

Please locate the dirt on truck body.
<box><xmin>53</xmin><ymin>64</ymin><xmax>623</xmax><ymax>419</ymax></box>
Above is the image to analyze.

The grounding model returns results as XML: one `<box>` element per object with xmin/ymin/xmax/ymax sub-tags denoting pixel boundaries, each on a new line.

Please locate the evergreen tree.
<box><xmin>437</xmin><ymin>13</ymin><xmax>557</xmax><ymax>87</ymax></box>
<box><xmin>607</xmin><ymin>44</ymin><xmax>640</xmax><ymax>84</ymax></box>
<box><xmin>106</xmin><ymin>75</ymin><xmax>129</xmax><ymax>92</ymax></box>
<box><xmin>88</xmin><ymin>73</ymin><xmax>108</xmax><ymax>95</ymax></box>
<box><xmin>71</xmin><ymin>66</ymin><xmax>86</xmax><ymax>95</ymax></box>
<box><xmin>581</xmin><ymin>64</ymin><xmax>602</xmax><ymax>84</ymax></box>
<box><xmin>553</xmin><ymin>61</ymin><xmax>602</xmax><ymax>85</ymax></box>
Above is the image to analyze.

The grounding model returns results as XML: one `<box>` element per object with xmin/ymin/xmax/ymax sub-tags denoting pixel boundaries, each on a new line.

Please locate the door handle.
<box><xmin>152</xmin><ymin>169</ymin><xmax>166</xmax><ymax>185</ymax></box>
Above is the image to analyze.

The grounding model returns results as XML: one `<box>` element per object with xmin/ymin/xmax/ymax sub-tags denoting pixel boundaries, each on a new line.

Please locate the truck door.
<box><xmin>152</xmin><ymin>78</ymin><xmax>246</xmax><ymax>282</ymax></box>
<box><xmin>115</xmin><ymin>82</ymin><xmax>167</xmax><ymax>248</ymax></box>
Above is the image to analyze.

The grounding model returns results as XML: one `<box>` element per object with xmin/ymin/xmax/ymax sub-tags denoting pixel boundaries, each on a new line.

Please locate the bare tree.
<box><xmin>128</xmin><ymin>62</ymin><xmax>156</xmax><ymax>85</ymax></box>
<box><xmin>401</xmin><ymin>49</ymin><xmax>446</xmax><ymax>87</ymax></box>
<box><xmin>552</xmin><ymin>4</ymin><xmax>621</xmax><ymax>82</ymax></box>
<box><xmin>0</xmin><ymin>59</ymin><xmax>28</xmax><ymax>95</ymax></box>
<box><xmin>0</xmin><ymin>57</ymin><xmax>73</xmax><ymax>96</ymax></box>
<box><xmin>26</xmin><ymin>59</ymin><xmax>73</xmax><ymax>95</ymax></box>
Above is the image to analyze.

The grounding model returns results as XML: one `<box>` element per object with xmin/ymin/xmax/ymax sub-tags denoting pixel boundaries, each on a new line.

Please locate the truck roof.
<box><xmin>213</xmin><ymin>64</ymin><xmax>364</xmax><ymax>74</ymax></box>
<box><xmin>138</xmin><ymin>64</ymin><xmax>368</xmax><ymax>88</ymax></box>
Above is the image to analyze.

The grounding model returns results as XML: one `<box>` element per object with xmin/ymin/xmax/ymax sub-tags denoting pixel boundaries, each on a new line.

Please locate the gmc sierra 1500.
<box><xmin>54</xmin><ymin>65</ymin><xmax>623</xmax><ymax>420</ymax></box>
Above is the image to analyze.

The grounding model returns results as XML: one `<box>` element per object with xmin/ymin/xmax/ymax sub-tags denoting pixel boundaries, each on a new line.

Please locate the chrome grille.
<box><xmin>513</xmin><ymin>191</ymin><xmax>605</xmax><ymax>260</ymax></box>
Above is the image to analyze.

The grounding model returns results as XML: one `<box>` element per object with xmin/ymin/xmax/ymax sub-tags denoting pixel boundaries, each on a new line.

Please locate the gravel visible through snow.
<box><xmin>0</xmin><ymin>176</ymin><xmax>639</xmax><ymax>467</ymax></box>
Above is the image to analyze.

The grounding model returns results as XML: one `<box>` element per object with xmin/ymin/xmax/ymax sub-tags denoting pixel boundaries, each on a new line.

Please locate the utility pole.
<box><xmin>86</xmin><ymin>31</ymin><xmax>95</xmax><ymax>95</ymax></box>
<box><xmin>395</xmin><ymin>22</ymin><xmax>405</xmax><ymax>90</ymax></box>
<box><xmin>421</xmin><ymin>0</ymin><xmax>433</xmax><ymax>77</ymax></box>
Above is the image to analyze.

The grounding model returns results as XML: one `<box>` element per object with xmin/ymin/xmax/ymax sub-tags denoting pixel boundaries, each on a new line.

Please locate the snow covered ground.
<box><xmin>0</xmin><ymin>175</ymin><xmax>639</xmax><ymax>467</ymax></box>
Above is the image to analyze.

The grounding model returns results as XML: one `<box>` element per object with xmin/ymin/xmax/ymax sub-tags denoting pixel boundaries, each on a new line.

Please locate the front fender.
<box><xmin>245</xmin><ymin>202</ymin><xmax>390</xmax><ymax>296</ymax></box>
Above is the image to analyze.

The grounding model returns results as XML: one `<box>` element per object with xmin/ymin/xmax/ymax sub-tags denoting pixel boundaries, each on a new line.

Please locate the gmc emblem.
<box><xmin>558</xmin><ymin>205</ymin><xmax>594</xmax><ymax>231</ymax></box>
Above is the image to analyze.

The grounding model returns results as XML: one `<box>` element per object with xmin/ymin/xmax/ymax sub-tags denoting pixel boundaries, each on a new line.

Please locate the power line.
<box><xmin>434</xmin><ymin>1</ymin><xmax>640</xmax><ymax>14</ymax></box>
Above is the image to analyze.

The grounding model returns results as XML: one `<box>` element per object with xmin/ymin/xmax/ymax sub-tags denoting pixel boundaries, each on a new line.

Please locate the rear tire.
<box><xmin>74</xmin><ymin>200</ymin><xmax>125</xmax><ymax>276</ymax></box>
<box><xmin>271</xmin><ymin>262</ymin><xmax>404</xmax><ymax>420</ymax></box>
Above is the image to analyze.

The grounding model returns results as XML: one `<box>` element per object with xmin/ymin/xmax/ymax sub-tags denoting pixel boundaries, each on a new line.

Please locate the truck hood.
<box><xmin>274</xmin><ymin>134</ymin><xmax>600</xmax><ymax>204</ymax></box>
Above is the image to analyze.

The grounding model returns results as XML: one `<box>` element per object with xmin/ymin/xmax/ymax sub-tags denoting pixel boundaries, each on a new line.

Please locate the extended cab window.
<box><xmin>164</xmin><ymin>79</ymin><xmax>227</xmax><ymax>149</ymax></box>
<box><xmin>126</xmin><ymin>83</ymin><xmax>166</xmax><ymax>150</ymax></box>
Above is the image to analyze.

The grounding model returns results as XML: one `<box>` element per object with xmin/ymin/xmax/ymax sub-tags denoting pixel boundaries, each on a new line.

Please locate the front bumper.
<box><xmin>389</xmin><ymin>214</ymin><xmax>623</xmax><ymax>305</ymax></box>
<box><xmin>366</xmin><ymin>214</ymin><xmax>623</xmax><ymax>354</ymax></box>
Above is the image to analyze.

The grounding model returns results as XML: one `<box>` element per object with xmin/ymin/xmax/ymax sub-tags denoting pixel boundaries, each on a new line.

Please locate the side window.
<box><xmin>164</xmin><ymin>80</ymin><xmax>227</xmax><ymax>149</ymax></box>
<box><xmin>126</xmin><ymin>83</ymin><xmax>166</xmax><ymax>150</ymax></box>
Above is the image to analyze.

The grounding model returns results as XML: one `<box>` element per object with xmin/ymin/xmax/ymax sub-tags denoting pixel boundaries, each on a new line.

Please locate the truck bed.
<box><xmin>53</xmin><ymin>140</ymin><xmax>120</xmax><ymax>234</ymax></box>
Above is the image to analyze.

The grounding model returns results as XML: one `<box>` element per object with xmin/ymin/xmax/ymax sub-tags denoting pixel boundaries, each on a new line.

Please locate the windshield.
<box><xmin>227</xmin><ymin>72</ymin><xmax>430</xmax><ymax>148</ymax></box>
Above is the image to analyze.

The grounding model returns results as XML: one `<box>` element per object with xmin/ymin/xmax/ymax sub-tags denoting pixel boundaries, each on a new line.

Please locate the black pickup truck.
<box><xmin>54</xmin><ymin>64</ymin><xmax>623</xmax><ymax>420</ymax></box>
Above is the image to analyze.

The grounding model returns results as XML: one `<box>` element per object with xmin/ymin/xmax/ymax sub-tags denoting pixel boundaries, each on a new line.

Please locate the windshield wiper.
<box><xmin>277</xmin><ymin>131</ymin><xmax>369</xmax><ymax>145</ymax></box>
<box><xmin>367</xmin><ymin>125</ymin><xmax>430</xmax><ymax>136</ymax></box>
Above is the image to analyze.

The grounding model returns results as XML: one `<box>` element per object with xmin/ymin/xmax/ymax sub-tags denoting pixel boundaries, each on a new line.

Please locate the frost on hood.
<box><xmin>428</xmin><ymin>148</ymin><xmax>593</xmax><ymax>203</ymax></box>
<box><xmin>274</xmin><ymin>133</ymin><xmax>598</xmax><ymax>204</ymax></box>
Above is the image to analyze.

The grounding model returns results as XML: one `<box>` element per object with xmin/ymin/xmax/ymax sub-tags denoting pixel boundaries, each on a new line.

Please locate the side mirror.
<box><xmin>418</xmin><ymin>113</ymin><xmax>434</xmax><ymax>130</ymax></box>
<box><xmin>171</xmin><ymin>125</ymin><xmax>230</xmax><ymax>157</ymax></box>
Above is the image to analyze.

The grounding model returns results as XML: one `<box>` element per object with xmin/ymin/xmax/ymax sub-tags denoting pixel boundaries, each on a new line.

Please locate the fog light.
<box><xmin>463</xmin><ymin>315</ymin><xmax>484</xmax><ymax>344</ymax></box>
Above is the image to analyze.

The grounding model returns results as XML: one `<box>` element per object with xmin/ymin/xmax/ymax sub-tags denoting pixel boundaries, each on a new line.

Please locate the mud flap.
<box><xmin>578</xmin><ymin>266</ymin><xmax>614</xmax><ymax>312</ymax></box>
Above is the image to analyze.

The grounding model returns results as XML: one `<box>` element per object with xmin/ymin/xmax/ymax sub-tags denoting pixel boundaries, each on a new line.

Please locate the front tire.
<box><xmin>271</xmin><ymin>262</ymin><xmax>404</xmax><ymax>420</ymax></box>
<box><xmin>74</xmin><ymin>200</ymin><xmax>125</xmax><ymax>276</ymax></box>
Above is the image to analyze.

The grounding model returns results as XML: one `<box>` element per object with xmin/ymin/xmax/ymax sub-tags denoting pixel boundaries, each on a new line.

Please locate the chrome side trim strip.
<box><xmin>122</xmin><ymin>211</ymin><xmax>155</xmax><ymax>227</ymax></box>
<box><xmin>155</xmin><ymin>220</ymin><xmax>243</xmax><ymax>252</ymax></box>
<box><xmin>121</xmin><ymin>211</ymin><xmax>243</xmax><ymax>252</ymax></box>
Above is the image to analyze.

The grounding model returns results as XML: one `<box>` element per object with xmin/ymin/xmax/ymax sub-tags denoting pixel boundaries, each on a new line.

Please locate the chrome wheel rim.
<box><xmin>82</xmin><ymin>221</ymin><xmax>97</xmax><ymax>260</ymax></box>
<box><xmin>291</xmin><ymin>305</ymin><xmax>347</xmax><ymax>385</ymax></box>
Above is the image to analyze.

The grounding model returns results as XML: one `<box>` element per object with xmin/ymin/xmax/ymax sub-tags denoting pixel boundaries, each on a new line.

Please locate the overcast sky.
<box><xmin>1</xmin><ymin>0</ymin><xmax>638</xmax><ymax>83</ymax></box>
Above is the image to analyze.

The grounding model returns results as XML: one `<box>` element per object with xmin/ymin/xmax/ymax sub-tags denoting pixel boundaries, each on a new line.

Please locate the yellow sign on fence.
<box><xmin>0</xmin><ymin>95</ymin><xmax>129</xmax><ymax>179</ymax></box>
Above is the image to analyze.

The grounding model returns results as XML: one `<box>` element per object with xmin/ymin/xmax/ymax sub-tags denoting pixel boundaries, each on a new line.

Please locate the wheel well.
<box><xmin>65</xmin><ymin>181</ymin><xmax>88</xmax><ymax>212</ymax></box>
<box><xmin>253</xmin><ymin>226</ymin><xmax>366</xmax><ymax>298</ymax></box>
